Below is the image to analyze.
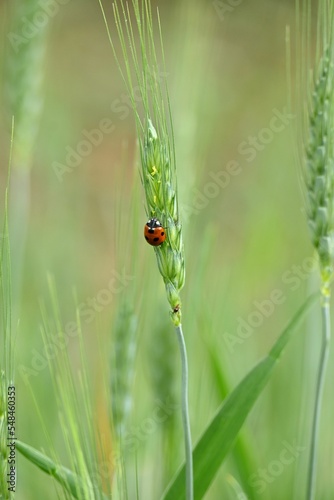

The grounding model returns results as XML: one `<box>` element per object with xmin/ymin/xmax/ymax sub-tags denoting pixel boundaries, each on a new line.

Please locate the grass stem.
<box><xmin>175</xmin><ymin>324</ymin><xmax>193</xmax><ymax>500</ymax></box>
<box><xmin>307</xmin><ymin>290</ymin><xmax>331</xmax><ymax>500</ymax></box>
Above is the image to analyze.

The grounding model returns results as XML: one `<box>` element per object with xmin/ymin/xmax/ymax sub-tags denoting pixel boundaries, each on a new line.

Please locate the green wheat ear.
<box><xmin>305</xmin><ymin>47</ymin><xmax>334</xmax><ymax>291</ymax></box>
<box><xmin>297</xmin><ymin>2</ymin><xmax>334</xmax><ymax>498</ymax></box>
<box><xmin>141</xmin><ymin>120</ymin><xmax>185</xmax><ymax>325</ymax></box>
<box><xmin>110</xmin><ymin>303</ymin><xmax>137</xmax><ymax>439</ymax></box>
<box><xmin>99</xmin><ymin>0</ymin><xmax>185</xmax><ymax>325</ymax></box>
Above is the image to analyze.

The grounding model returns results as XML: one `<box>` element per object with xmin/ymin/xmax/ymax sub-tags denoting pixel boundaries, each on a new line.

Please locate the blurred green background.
<box><xmin>1</xmin><ymin>0</ymin><xmax>333</xmax><ymax>498</ymax></box>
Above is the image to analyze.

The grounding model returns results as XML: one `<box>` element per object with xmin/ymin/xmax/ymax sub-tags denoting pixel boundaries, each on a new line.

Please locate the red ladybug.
<box><xmin>144</xmin><ymin>218</ymin><xmax>166</xmax><ymax>246</ymax></box>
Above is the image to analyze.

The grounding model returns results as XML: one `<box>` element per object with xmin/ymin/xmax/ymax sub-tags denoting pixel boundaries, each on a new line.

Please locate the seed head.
<box><xmin>111</xmin><ymin>304</ymin><xmax>137</xmax><ymax>438</ymax></box>
<box><xmin>305</xmin><ymin>48</ymin><xmax>334</xmax><ymax>286</ymax></box>
<box><xmin>105</xmin><ymin>0</ymin><xmax>186</xmax><ymax>323</ymax></box>
<box><xmin>140</xmin><ymin>120</ymin><xmax>185</xmax><ymax>325</ymax></box>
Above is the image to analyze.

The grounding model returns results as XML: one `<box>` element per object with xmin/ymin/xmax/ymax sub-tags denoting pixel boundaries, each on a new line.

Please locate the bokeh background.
<box><xmin>1</xmin><ymin>0</ymin><xmax>333</xmax><ymax>498</ymax></box>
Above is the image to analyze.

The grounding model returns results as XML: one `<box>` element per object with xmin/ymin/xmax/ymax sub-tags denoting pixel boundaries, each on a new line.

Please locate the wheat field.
<box><xmin>1</xmin><ymin>0</ymin><xmax>334</xmax><ymax>499</ymax></box>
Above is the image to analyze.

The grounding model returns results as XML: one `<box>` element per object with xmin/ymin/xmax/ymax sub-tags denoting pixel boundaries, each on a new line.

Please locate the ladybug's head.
<box><xmin>147</xmin><ymin>218</ymin><xmax>162</xmax><ymax>229</ymax></box>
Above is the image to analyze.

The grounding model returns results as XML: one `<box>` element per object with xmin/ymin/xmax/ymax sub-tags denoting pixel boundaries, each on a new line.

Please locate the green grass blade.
<box><xmin>206</xmin><ymin>341</ymin><xmax>257</xmax><ymax>500</ymax></box>
<box><xmin>163</xmin><ymin>293</ymin><xmax>318</xmax><ymax>500</ymax></box>
<box><xmin>15</xmin><ymin>440</ymin><xmax>107</xmax><ymax>500</ymax></box>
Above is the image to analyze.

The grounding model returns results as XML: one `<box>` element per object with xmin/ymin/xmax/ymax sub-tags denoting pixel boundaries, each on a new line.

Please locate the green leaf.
<box><xmin>163</xmin><ymin>293</ymin><xmax>318</xmax><ymax>500</ymax></box>
<box><xmin>15</xmin><ymin>440</ymin><xmax>107</xmax><ymax>500</ymax></box>
<box><xmin>206</xmin><ymin>340</ymin><xmax>257</xmax><ymax>500</ymax></box>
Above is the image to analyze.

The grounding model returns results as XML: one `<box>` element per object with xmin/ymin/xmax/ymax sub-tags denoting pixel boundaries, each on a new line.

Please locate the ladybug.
<box><xmin>144</xmin><ymin>218</ymin><xmax>166</xmax><ymax>246</ymax></box>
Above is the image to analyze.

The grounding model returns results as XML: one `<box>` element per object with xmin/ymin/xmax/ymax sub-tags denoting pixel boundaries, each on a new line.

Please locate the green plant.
<box><xmin>0</xmin><ymin>127</ymin><xmax>14</xmax><ymax>500</ymax></box>
<box><xmin>163</xmin><ymin>294</ymin><xmax>318</xmax><ymax>500</ymax></box>
<box><xmin>98</xmin><ymin>1</ymin><xmax>193</xmax><ymax>497</ymax></box>
<box><xmin>110</xmin><ymin>302</ymin><xmax>137</xmax><ymax>439</ymax></box>
<box><xmin>5</xmin><ymin>1</ymin><xmax>334</xmax><ymax>498</ymax></box>
<box><xmin>5</xmin><ymin>0</ymin><xmax>48</xmax><ymax>309</ymax></box>
<box><xmin>296</xmin><ymin>1</ymin><xmax>334</xmax><ymax>498</ymax></box>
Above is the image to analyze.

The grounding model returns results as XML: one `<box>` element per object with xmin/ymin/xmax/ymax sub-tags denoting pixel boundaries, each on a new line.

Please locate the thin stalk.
<box><xmin>175</xmin><ymin>324</ymin><xmax>193</xmax><ymax>500</ymax></box>
<box><xmin>307</xmin><ymin>290</ymin><xmax>331</xmax><ymax>500</ymax></box>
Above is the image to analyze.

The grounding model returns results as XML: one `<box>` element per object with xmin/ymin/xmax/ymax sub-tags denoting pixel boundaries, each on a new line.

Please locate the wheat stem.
<box><xmin>300</xmin><ymin>7</ymin><xmax>334</xmax><ymax>496</ymax></box>
<box><xmin>307</xmin><ymin>288</ymin><xmax>331</xmax><ymax>500</ymax></box>
<box><xmin>175</xmin><ymin>324</ymin><xmax>193</xmax><ymax>500</ymax></box>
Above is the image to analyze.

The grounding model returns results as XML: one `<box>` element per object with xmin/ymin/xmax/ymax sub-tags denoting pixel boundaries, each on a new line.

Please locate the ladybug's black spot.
<box><xmin>145</xmin><ymin>236</ymin><xmax>149</xmax><ymax>241</ymax></box>
<box><xmin>148</xmin><ymin>228</ymin><xmax>154</xmax><ymax>234</ymax></box>
<box><xmin>153</xmin><ymin>237</ymin><xmax>159</xmax><ymax>242</ymax></box>
<box><xmin>161</xmin><ymin>232</ymin><xmax>165</xmax><ymax>236</ymax></box>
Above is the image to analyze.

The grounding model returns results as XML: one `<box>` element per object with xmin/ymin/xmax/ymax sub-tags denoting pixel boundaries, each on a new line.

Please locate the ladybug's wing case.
<box><xmin>144</xmin><ymin>223</ymin><xmax>155</xmax><ymax>243</ymax></box>
<box><xmin>144</xmin><ymin>220</ymin><xmax>166</xmax><ymax>246</ymax></box>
